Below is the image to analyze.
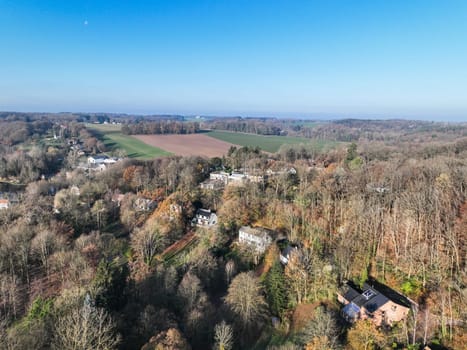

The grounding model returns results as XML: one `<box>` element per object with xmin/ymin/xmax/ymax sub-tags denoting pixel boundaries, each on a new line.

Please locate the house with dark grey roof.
<box><xmin>337</xmin><ymin>279</ymin><xmax>412</xmax><ymax>326</ymax></box>
<box><xmin>279</xmin><ymin>245</ymin><xmax>299</xmax><ymax>265</ymax></box>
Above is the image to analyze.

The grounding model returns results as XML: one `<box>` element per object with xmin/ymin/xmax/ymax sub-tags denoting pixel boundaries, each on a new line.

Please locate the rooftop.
<box><xmin>239</xmin><ymin>226</ymin><xmax>273</xmax><ymax>239</ymax></box>
<box><xmin>197</xmin><ymin>208</ymin><xmax>214</xmax><ymax>217</ymax></box>
<box><xmin>341</xmin><ymin>279</ymin><xmax>412</xmax><ymax>311</ymax></box>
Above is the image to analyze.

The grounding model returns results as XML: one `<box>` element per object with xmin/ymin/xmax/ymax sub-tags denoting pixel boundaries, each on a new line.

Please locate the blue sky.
<box><xmin>0</xmin><ymin>0</ymin><xmax>466</xmax><ymax>120</ymax></box>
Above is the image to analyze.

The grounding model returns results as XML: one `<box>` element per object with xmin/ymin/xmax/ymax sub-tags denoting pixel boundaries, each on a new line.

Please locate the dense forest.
<box><xmin>121</xmin><ymin>121</ymin><xmax>201</xmax><ymax>135</ymax></box>
<box><xmin>206</xmin><ymin>117</ymin><xmax>286</xmax><ymax>135</ymax></box>
<box><xmin>205</xmin><ymin>116</ymin><xmax>467</xmax><ymax>143</ymax></box>
<box><xmin>0</xmin><ymin>115</ymin><xmax>466</xmax><ymax>350</ymax></box>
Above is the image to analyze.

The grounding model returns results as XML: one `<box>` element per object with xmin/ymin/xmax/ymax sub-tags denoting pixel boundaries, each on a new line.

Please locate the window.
<box><xmin>391</xmin><ymin>305</ymin><xmax>397</xmax><ymax>312</ymax></box>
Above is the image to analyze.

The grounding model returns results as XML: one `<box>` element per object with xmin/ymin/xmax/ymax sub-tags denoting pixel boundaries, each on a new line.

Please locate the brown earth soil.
<box><xmin>161</xmin><ymin>231</ymin><xmax>197</xmax><ymax>259</ymax></box>
<box><xmin>291</xmin><ymin>302</ymin><xmax>321</xmax><ymax>332</ymax></box>
<box><xmin>133</xmin><ymin>134</ymin><xmax>237</xmax><ymax>157</ymax></box>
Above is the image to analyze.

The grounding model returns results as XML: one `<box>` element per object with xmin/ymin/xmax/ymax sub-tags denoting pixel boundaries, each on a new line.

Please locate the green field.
<box><xmin>205</xmin><ymin>130</ymin><xmax>334</xmax><ymax>153</ymax></box>
<box><xmin>86</xmin><ymin>124</ymin><xmax>171</xmax><ymax>159</ymax></box>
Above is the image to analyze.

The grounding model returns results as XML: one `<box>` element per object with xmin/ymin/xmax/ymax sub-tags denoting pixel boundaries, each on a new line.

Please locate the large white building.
<box><xmin>88</xmin><ymin>155</ymin><xmax>119</xmax><ymax>165</ymax></box>
<box><xmin>88</xmin><ymin>155</ymin><xmax>109</xmax><ymax>165</ymax></box>
<box><xmin>210</xmin><ymin>171</ymin><xmax>230</xmax><ymax>184</ymax></box>
<box><xmin>238</xmin><ymin>226</ymin><xmax>273</xmax><ymax>253</ymax></box>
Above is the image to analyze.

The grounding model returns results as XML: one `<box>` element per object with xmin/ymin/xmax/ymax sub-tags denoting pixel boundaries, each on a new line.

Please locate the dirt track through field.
<box><xmin>133</xmin><ymin>134</ymin><xmax>237</xmax><ymax>157</ymax></box>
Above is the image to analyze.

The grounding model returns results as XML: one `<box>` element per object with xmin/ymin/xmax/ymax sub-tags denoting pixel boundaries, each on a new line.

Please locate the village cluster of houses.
<box><xmin>200</xmin><ymin>171</ymin><xmax>262</xmax><ymax>190</ymax></box>
<box><xmin>198</xmin><ymin>168</ymin><xmax>412</xmax><ymax>327</ymax></box>
<box><xmin>246</xmin><ymin>227</ymin><xmax>413</xmax><ymax>326</ymax></box>
<box><xmin>199</xmin><ymin>167</ymin><xmax>298</xmax><ymax>190</ymax></box>
<box><xmin>84</xmin><ymin>155</ymin><xmax>122</xmax><ymax>172</ymax></box>
<box><xmin>71</xmin><ymin>154</ymin><xmax>123</xmax><ymax>172</ymax></box>
<box><xmin>57</xmin><ymin>151</ymin><xmax>407</xmax><ymax>328</ymax></box>
<box><xmin>58</xmin><ymin>129</ymin><xmax>123</xmax><ymax>172</ymax></box>
<box><xmin>225</xmin><ymin>219</ymin><xmax>414</xmax><ymax>327</ymax></box>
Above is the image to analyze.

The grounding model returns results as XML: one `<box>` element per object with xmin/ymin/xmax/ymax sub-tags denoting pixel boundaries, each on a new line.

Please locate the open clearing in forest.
<box><xmin>134</xmin><ymin>134</ymin><xmax>237</xmax><ymax>157</ymax></box>
<box><xmin>89</xmin><ymin>124</ymin><xmax>341</xmax><ymax>158</ymax></box>
<box><xmin>86</xmin><ymin>124</ymin><xmax>171</xmax><ymax>159</ymax></box>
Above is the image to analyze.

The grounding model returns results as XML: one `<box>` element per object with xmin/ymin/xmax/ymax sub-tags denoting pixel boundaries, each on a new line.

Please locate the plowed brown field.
<box><xmin>133</xmin><ymin>134</ymin><xmax>237</xmax><ymax>157</ymax></box>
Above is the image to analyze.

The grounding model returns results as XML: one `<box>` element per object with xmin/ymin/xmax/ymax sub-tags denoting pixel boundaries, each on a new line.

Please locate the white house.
<box><xmin>200</xmin><ymin>179</ymin><xmax>225</xmax><ymax>190</ymax></box>
<box><xmin>239</xmin><ymin>226</ymin><xmax>273</xmax><ymax>253</ymax></box>
<box><xmin>210</xmin><ymin>171</ymin><xmax>230</xmax><ymax>184</ymax></box>
<box><xmin>103</xmin><ymin>157</ymin><xmax>118</xmax><ymax>165</ymax></box>
<box><xmin>89</xmin><ymin>163</ymin><xmax>107</xmax><ymax>172</ymax></box>
<box><xmin>88</xmin><ymin>155</ymin><xmax>108</xmax><ymax>165</ymax></box>
<box><xmin>228</xmin><ymin>172</ymin><xmax>247</xmax><ymax>184</ymax></box>
<box><xmin>244</xmin><ymin>173</ymin><xmax>265</xmax><ymax>183</ymax></box>
<box><xmin>193</xmin><ymin>209</ymin><xmax>218</xmax><ymax>227</ymax></box>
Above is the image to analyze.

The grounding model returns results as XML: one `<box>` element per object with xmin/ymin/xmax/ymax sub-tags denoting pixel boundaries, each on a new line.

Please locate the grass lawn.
<box><xmin>205</xmin><ymin>130</ymin><xmax>337</xmax><ymax>153</ymax></box>
<box><xmin>86</xmin><ymin>124</ymin><xmax>172</xmax><ymax>159</ymax></box>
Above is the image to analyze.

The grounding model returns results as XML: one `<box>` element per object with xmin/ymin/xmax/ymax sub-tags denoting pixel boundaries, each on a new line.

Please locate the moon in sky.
<box><xmin>84</xmin><ymin>20</ymin><xmax>88</xmax><ymax>26</ymax></box>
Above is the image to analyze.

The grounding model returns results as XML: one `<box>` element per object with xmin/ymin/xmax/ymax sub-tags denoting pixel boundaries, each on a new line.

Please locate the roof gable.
<box><xmin>341</xmin><ymin>279</ymin><xmax>411</xmax><ymax>312</ymax></box>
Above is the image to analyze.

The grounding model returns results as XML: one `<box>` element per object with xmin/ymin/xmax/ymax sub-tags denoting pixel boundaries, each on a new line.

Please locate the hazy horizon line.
<box><xmin>1</xmin><ymin>108</ymin><xmax>466</xmax><ymax>123</ymax></box>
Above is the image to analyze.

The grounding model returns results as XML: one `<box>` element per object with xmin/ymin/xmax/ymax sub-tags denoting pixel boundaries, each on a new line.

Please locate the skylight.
<box><xmin>362</xmin><ymin>289</ymin><xmax>376</xmax><ymax>300</ymax></box>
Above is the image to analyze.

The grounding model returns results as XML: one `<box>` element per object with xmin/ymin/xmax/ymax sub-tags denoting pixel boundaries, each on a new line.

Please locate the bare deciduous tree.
<box><xmin>177</xmin><ymin>272</ymin><xmax>202</xmax><ymax>312</ymax></box>
<box><xmin>0</xmin><ymin>273</ymin><xmax>20</xmax><ymax>318</ymax></box>
<box><xmin>213</xmin><ymin>320</ymin><xmax>233</xmax><ymax>350</ymax></box>
<box><xmin>224</xmin><ymin>272</ymin><xmax>267</xmax><ymax>328</ymax></box>
<box><xmin>53</xmin><ymin>302</ymin><xmax>120</xmax><ymax>350</ymax></box>
<box><xmin>131</xmin><ymin>225</ymin><xmax>166</xmax><ymax>266</ymax></box>
<box><xmin>32</xmin><ymin>229</ymin><xmax>65</xmax><ymax>275</ymax></box>
<box><xmin>298</xmin><ymin>306</ymin><xmax>340</xmax><ymax>349</ymax></box>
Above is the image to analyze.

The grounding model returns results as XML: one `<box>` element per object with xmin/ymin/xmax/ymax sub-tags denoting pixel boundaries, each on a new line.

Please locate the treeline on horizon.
<box><xmin>206</xmin><ymin>117</ymin><xmax>287</xmax><ymax>136</ymax></box>
<box><xmin>121</xmin><ymin>120</ymin><xmax>201</xmax><ymax>135</ymax></box>
<box><xmin>2</xmin><ymin>111</ymin><xmax>466</xmax><ymax>140</ymax></box>
<box><xmin>205</xmin><ymin>116</ymin><xmax>467</xmax><ymax>142</ymax></box>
